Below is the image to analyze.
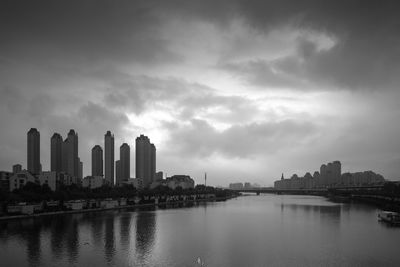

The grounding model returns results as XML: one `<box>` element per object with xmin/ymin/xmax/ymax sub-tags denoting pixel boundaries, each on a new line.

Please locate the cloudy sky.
<box><xmin>1</xmin><ymin>0</ymin><xmax>400</xmax><ymax>186</ymax></box>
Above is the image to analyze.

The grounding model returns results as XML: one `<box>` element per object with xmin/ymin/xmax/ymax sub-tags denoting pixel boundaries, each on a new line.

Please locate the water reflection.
<box><xmin>1</xmin><ymin>196</ymin><xmax>400</xmax><ymax>267</ymax></box>
<box><xmin>135</xmin><ymin>210</ymin><xmax>156</xmax><ymax>262</ymax></box>
<box><xmin>25</xmin><ymin>221</ymin><xmax>42</xmax><ymax>267</ymax></box>
<box><xmin>119</xmin><ymin>212</ymin><xmax>132</xmax><ymax>251</ymax></box>
<box><xmin>66</xmin><ymin>217</ymin><xmax>80</xmax><ymax>264</ymax></box>
<box><xmin>104</xmin><ymin>215</ymin><xmax>115</xmax><ymax>264</ymax></box>
<box><xmin>280</xmin><ymin>202</ymin><xmax>342</xmax><ymax>224</ymax></box>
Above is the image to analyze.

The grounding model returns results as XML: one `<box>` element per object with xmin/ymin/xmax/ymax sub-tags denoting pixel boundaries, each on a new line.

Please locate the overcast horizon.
<box><xmin>1</xmin><ymin>0</ymin><xmax>400</xmax><ymax>186</ymax></box>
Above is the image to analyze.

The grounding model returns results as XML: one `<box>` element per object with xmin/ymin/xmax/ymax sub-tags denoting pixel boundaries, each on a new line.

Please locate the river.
<box><xmin>0</xmin><ymin>194</ymin><xmax>399</xmax><ymax>266</ymax></box>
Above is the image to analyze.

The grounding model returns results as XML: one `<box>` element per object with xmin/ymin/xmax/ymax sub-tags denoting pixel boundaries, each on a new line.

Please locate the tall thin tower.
<box><xmin>119</xmin><ymin>143</ymin><xmax>130</xmax><ymax>185</ymax></box>
<box><xmin>27</xmin><ymin>128</ymin><xmax>41</xmax><ymax>174</ymax></box>
<box><xmin>104</xmin><ymin>131</ymin><xmax>114</xmax><ymax>185</ymax></box>
<box><xmin>91</xmin><ymin>145</ymin><xmax>103</xmax><ymax>176</ymax></box>
<box><xmin>67</xmin><ymin>129</ymin><xmax>79</xmax><ymax>177</ymax></box>
<box><xmin>51</xmin><ymin>133</ymin><xmax>63</xmax><ymax>172</ymax></box>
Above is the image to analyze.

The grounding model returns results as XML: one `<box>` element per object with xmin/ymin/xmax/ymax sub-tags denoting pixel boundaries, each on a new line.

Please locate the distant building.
<box><xmin>38</xmin><ymin>171</ymin><xmax>57</xmax><ymax>191</ymax></box>
<box><xmin>0</xmin><ymin>171</ymin><xmax>12</xmax><ymax>192</ymax></box>
<box><xmin>27</xmin><ymin>128</ymin><xmax>41</xmax><ymax>174</ymax></box>
<box><xmin>155</xmin><ymin>171</ymin><xmax>164</xmax><ymax>181</ymax></box>
<box><xmin>165</xmin><ymin>175</ymin><xmax>195</xmax><ymax>189</ymax></box>
<box><xmin>66</xmin><ymin>129</ymin><xmax>79</xmax><ymax>178</ymax></box>
<box><xmin>274</xmin><ymin>161</ymin><xmax>385</xmax><ymax>190</ymax></box>
<box><xmin>79</xmin><ymin>160</ymin><xmax>83</xmax><ymax>180</ymax></box>
<box><xmin>82</xmin><ymin>176</ymin><xmax>105</xmax><ymax>189</ymax></box>
<box><xmin>116</xmin><ymin>160</ymin><xmax>121</xmax><ymax>185</ymax></box>
<box><xmin>104</xmin><ymin>131</ymin><xmax>115</xmax><ymax>185</ymax></box>
<box><xmin>120</xmin><ymin>178</ymin><xmax>143</xmax><ymax>190</ymax></box>
<box><xmin>150</xmin><ymin>144</ymin><xmax>156</xmax><ymax>181</ymax></box>
<box><xmin>61</xmin><ymin>139</ymin><xmax>68</xmax><ymax>173</ymax></box>
<box><xmin>244</xmin><ymin>182</ymin><xmax>251</xmax><ymax>189</ymax></box>
<box><xmin>120</xmin><ymin>143</ymin><xmax>130</xmax><ymax>184</ymax></box>
<box><xmin>229</xmin><ymin>183</ymin><xmax>244</xmax><ymax>190</ymax></box>
<box><xmin>12</xmin><ymin>164</ymin><xmax>22</xmax><ymax>174</ymax></box>
<box><xmin>9</xmin><ymin>170</ymin><xmax>36</xmax><ymax>192</ymax></box>
<box><xmin>91</xmin><ymin>145</ymin><xmax>103</xmax><ymax>177</ymax></box>
<box><xmin>58</xmin><ymin>172</ymin><xmax>77</xmax><ymax>186</ymax></box>
<box><xmin>51</xmin><ymin>133</ymin><xmax>63</xmax><ymax>172</ymax></box>
<box><xmin>136</xmin><ymin>135</ymin><xmax>156</xmax><ymax>188</ymax></box>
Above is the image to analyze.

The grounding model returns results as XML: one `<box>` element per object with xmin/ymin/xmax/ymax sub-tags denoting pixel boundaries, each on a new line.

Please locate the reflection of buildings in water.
<box><xmin>135</xmin><ymin>211</ymin><xmax>156</xmax><ymax>258</ymax></box>
<box><xmin>104</xmin><ymin>215</ymin><xmax>115</xmax><ymax>264</ymax></box>
<box><xmin>90</xmin><ymin>215</ymin><xmax>104</xmax><ymax>250</ymax></box>
<box><xmin>279</xmin><ymin>203</ymin><xmax>342</xmax><ymax>222</ymax></box>
<box><xmin>119</xmin><ymin>214</ymin><xmax>132</xmax><ymax>251</ymax></box>
<box><xmin>25</xmin><ymin>220</ymin><xmax>42</xmax><ymax>267</ymax></box>
<box><xmin>50</xmin><ymin>216</ymin><xmax>68</xmax><ymax>258</ymax></box>
<box><xmin>66</xmin><ymin>217</ymin><xmax>80</xmax><ymax>265</ymax></box>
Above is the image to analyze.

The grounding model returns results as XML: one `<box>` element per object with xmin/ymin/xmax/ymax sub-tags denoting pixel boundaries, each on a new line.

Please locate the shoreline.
<box><xmin>0</xmin><ymin>195</ymin><xmax>237</xmax><ymax>221</ymax></box>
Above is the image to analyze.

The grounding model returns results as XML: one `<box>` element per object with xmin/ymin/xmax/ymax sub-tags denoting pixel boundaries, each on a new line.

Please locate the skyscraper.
<box><xmin>92</xmin><ymin>145</ymin><xmax>103</xmax><ymax>176</ymax></box>
<box><xmin>104</xmin><ymin>131</ymin><xmax>114</xmax><ymax>185</ymax></box>
<box><xmin>150</xmin><ymin>143</ymin><xmax>156</xmax><ymax>182</ymax></box>
<box><xmin>136</xmin><ymin>135</ymin><xmax>156</xmax><ymax>187</ymax></box>
<box><xmin>120</xmin><ymin>143</ymin><xmax>130</xmax><ymax>185</ymax></box>
<box><xmin>51</xmin><ymin>133</ymin><xmax>63</xmax><ymax>172</ymax></box>
<box><xmin>27</xmin><ymin>128</ymin><xmax>41</xmax><ymax>174</ymax></box>
<box><xmin>61</xmin><ymin>139</ymin><xmax>68</xmax><ymax>173</ymax></box>
<box><xmin>116</xmin><ymin>160</ymin><xmax>121</xmax><ymax>185</ymax></box>
<box><xmin>67</xmin><ymin>129</ymin><xmax>79</xmax><ymax>177</ymax></box>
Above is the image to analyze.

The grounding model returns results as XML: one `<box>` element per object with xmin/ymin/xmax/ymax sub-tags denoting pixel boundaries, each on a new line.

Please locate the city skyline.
<box><xmin>1</xmin><ymin>1</ymin><xmax>400</xmax><ymax>186</ymax></box>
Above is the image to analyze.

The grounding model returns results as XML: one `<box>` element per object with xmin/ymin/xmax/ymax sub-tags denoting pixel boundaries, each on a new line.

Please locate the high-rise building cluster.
<box><xmin>274</xmin><ymin>161</ymin><xmax>385</xmax><ymax>190</ymax></box>
<box><xmin>0</xmin><ymin>128</ymin><xmax>161</xmax><ymax>193</ymax></box>
<box><xmin>136</xmin><ymin>135</ymin><xmax>156</xmax><ymax>188</ymax></box>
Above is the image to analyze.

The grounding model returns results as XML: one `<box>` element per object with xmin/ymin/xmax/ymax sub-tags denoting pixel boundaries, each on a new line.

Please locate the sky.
<box><xmin>1</xmin><ymin>0</ymin><xmax>400</xmax><ymax>186</ymax></box>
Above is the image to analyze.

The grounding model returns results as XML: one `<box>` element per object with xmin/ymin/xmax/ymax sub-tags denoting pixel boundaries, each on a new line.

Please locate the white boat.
<box><xmin>378</xmin><ymin>211</ymin><xmax>400</xmax><ymax>225</ymax></box>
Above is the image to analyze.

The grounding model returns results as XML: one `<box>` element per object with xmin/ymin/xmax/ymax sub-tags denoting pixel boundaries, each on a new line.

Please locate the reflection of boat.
<box><xmin>378</xmin><ymin>211</ymin><xmax>400</xmax><ymax>225</ymax></box>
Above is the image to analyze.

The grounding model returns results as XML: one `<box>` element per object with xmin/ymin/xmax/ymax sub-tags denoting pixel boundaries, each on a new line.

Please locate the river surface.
<box><xmin>0</xmin><ymin>195</ymin><xmax>399</xmax><ymax>267</ymax></box>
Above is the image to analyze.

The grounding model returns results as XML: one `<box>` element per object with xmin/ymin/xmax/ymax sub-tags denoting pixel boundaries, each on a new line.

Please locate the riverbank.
<box><xmin>0</xmin><ymin>195</ymin><xmax>237</xmax><ymax>221</ymax></box>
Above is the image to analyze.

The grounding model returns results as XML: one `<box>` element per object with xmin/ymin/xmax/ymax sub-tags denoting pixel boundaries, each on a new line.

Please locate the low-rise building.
<box><xmin>120</xmin><ymin>178</ymin><xmax>143</xmax><ymax>190</ymax></box>
<box><xmin>9</xmin><ymin>170</ymin><xmax>36</xmax><ymax>191</ymax></box>
<box><xmin>0</xmin><ymin>171</ymin><xmax>12</xmax><ymax>192</ymax></box>
<box><xmin>166</xmin><ymin>175</ymin><xmax>195</xmax><ymax>189</ymax></box>
<box><xmin>82</xmin><ymin>176</ymin><xmax>105</xmax><ymax>189</ymax></box>
<box><xmin>229</xmin><ymin>182</ymin><xmax>244</xmax><ymax>190</ymax></box>
<box><xmin>38</xmin><ymin>171</ymin><xmax>58</xmax><ymax>191</ymax></box>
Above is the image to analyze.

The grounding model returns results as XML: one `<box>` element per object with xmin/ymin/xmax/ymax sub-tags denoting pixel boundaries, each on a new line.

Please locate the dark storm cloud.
<box><xmin>1</xmin><ymin>0</ymin><xmax>400</xmax><ymax>182</ymax></box>
<box><xmin>219</xmin><ymin>0</ymin><xmax>400</xmax><ymax>90</ymax></box>
<box><xmin>0</xmin><ymin>0</ymin><xmax>182</xmax><ymax>66</ymax></box>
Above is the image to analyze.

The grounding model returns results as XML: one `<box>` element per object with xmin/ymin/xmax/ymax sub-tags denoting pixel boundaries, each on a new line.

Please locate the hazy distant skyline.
<box><xmin>1</xmin><ymin>0</ymin><xmax>400</xmax><ymax>186</ymax></box>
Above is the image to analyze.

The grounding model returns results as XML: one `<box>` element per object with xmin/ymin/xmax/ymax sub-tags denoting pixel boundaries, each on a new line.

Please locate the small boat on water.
<box><xmin>378</xmin><ymin>211</ymin><xmax>400</xmax><ymax>225</ymax></box>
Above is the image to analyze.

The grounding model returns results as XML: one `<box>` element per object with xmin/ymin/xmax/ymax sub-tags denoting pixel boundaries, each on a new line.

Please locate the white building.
<box><xmin>9</xmin><ymin>170</ymin><xmax>36</xmax><ymax>191</ymax></box>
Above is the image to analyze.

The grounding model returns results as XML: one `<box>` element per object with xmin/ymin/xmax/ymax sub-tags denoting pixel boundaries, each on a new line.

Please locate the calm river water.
<box><xmin>0</xmin><ymin>195</ymin><xmax>399</xmax><ymax>267</ymax></box>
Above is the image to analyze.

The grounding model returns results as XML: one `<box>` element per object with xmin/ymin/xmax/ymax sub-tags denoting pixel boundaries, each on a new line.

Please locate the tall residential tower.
<box><xmin>104</xmin><ymin>131</ymin><xmax>114</xmax><ymax>185</ymax></box>
<box><xmin>51</xmin><ymin>133</ymin><xmax>63</xmax><ymax>172</ymax></box>
<box><xmin>119</xmin><ymin>143</ymin><xmax>130</xmax><ymax>185</ymax></box>
<box><xmin>91</xmin><ymin>145</ymin><xmax>103</xmax><ymax>177</ymax></box>
<box><xmin>27</xmin><ymin>128</ymin><xmax>41</xmax><ymax>174</ymax></box>
<box><xmin>136</xmin><ymin>135</ymin><xmax>156</xmax><ymax>187</ymax></box>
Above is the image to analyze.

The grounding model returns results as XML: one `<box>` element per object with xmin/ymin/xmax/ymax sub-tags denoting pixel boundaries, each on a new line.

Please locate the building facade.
<box><xmin>120</xmin><ymin>143</ymin><xmax>130</xmax><ymax>185</ymax></box>
<box><xmin>104</xmin><ymin>131</ymin><xmax>114</xmax><ymax>185</ymax></box>
<box><xmin>91</xmin><ymin>145</ymin><xmax>103</xmax><ymax>177</ymax></box>
<box><xmin>136</xmin><ymin>135</ymin><xmax>156</xmax><ymax>188</ymax></box>
<box><xmin>51</xmin><ymin>133</ymin><xmax>63</xmax><ymax>172</ymax></box>
<box><xmin>27</xmin><ymin>128</ymin><xmax>41</xmax><ymax>174</ymax></box>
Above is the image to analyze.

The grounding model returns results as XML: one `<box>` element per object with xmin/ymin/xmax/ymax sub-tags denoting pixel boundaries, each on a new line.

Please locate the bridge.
<box><xmin>232</xmin><ymin>185</ymin><xmax>385</xmax><ymax>196</ymax></box>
